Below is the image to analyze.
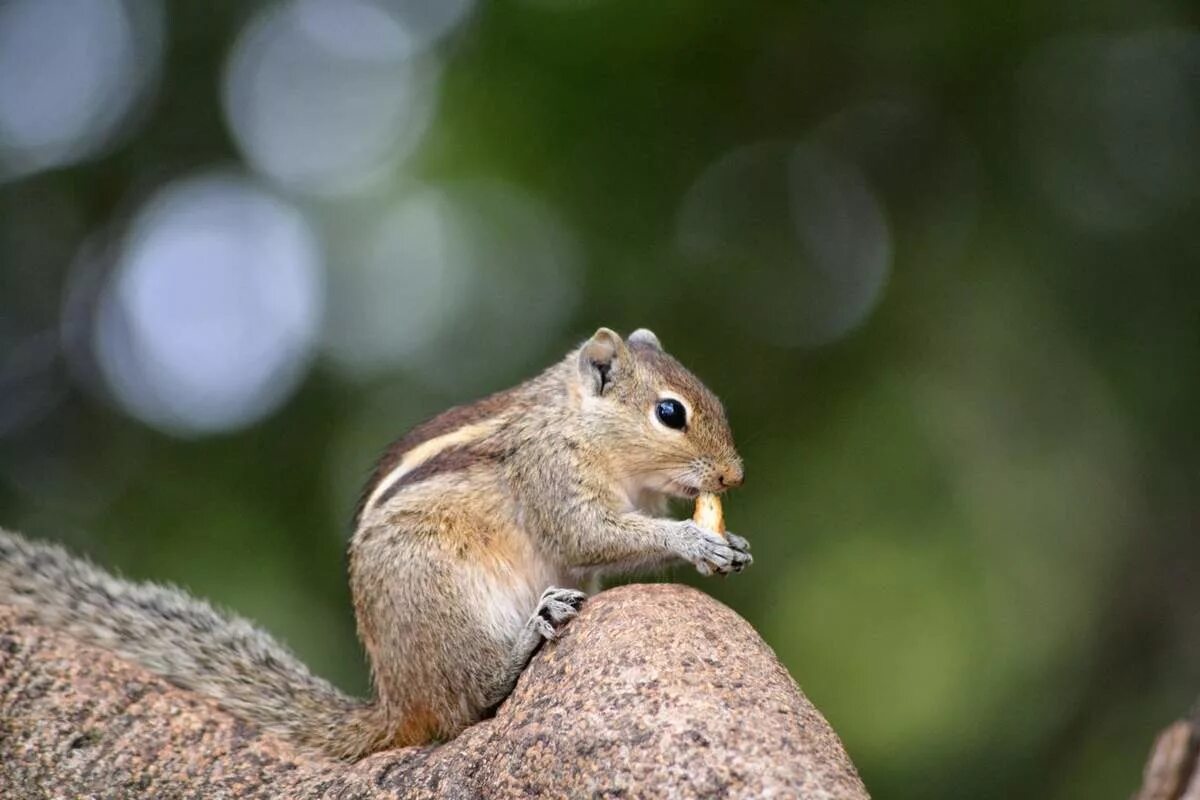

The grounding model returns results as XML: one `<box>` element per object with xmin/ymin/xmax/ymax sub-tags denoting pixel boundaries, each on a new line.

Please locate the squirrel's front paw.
<box><xmin>530</xmin><ymin>586</ymin><xmax>587</xmax><ymax>641</ymax></box>
<box><xmin>724</xmin><ymin>531</ymin><xmax>752</xmax><ymax>554</ymax></box>
<box><xmin>673</xmin><ymin>522</ymin><xmax>753</xmax><ymax>576</ymax></box>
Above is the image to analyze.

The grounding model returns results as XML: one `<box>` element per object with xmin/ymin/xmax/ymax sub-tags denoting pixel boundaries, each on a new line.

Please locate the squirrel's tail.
<box><xmin>0</xmin><ymin>529</ymin><xmax>383</xmax><ymax>759</ymax></box>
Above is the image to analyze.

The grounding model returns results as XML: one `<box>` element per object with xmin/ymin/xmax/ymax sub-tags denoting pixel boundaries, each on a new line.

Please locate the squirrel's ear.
<box><xmin>628</xmin><ymin>328</ymin><xmax>662</xmax><ymax>351</ymax></box>
<box><xmin>578</xmin><ymin>327</ymin><xmax>628</xmax><ymax>396</ymax></box>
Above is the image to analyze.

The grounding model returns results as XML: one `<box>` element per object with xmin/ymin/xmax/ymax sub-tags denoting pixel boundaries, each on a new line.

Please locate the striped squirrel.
<box><xmin>0</xmin><ymin>327</ymin><xmax>750</xmax><ymax>760</ymax></box>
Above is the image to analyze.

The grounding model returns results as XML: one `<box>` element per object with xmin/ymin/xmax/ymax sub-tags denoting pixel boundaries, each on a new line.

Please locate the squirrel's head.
<box><xmin>573</xmin><ymin>327</ymin><xmax>743</xmax><ymax>499</ymax></box>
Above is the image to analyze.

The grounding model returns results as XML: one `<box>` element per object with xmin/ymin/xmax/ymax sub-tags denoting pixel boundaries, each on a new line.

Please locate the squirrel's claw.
<box><xmin>532</xmin><ymin>586</ymin><xmax>587</xmax><ymax>641</ymax></box>
<box><xmin>724</xmin><ymin>531</ymin><xmax>751</xmax><ymax>553</ymax></box>
<box><xmin>676</xmin><ymin>522</ymin><xmax>752</xmax><ymax>577</ymax></box>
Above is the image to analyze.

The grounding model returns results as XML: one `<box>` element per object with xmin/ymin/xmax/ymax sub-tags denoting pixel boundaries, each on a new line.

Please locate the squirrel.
<box><xmin>0</xmin><ymin>327</ymin><xmax>750</xmax><ymax>760</ymax></box>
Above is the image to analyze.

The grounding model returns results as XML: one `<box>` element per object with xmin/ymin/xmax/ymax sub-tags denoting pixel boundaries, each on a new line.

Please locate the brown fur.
<box><xmin>0</xmin><ymin>327</ymin><xmax>750</xmax><ymax>761</ymax></box>
<box><xmin>354</xmin><ymin>385</ymin><xmax>530</xmax><ymax>523</ymax></box>
<box><xmin>373</xmin><ymin>445</ymin><xmax>495</xmax><ymax>510</ymax></box>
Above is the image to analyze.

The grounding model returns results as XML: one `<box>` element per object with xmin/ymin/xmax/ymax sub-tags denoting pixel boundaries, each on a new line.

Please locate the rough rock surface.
<box><xmin>0</xmin><ymin>583</ymin><xmax>868</xmax><ymax>799</ymax></box>
<box><xmin>1134</xmin><ymin>715</ymin><xmax>1200</xmax><ymax>800</ymax></box>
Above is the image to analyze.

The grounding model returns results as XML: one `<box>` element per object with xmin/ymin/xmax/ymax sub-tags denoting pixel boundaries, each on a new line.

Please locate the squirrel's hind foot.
<box><xmin>530</xmin><ymin>586</ymin><xmax>587</xmax><ymax>641</ymax></box>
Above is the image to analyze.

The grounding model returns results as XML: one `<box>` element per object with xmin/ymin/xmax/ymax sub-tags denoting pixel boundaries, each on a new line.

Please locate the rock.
<box><xmin>1133</xmin><ymin>717</ymin><xmax>1200</xmax><ymax>800</ymax></box>
<box><xmin>0</xmin><ymin>583</ymin><xmax>868</xmax><ymax>799</ymax></box>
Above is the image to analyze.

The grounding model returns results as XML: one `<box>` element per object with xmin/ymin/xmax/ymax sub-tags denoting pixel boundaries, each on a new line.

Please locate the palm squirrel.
<box><xmin>0</xmin><ymin>327</ymin><xmax>750</xmax><ymax>760</ymax></box>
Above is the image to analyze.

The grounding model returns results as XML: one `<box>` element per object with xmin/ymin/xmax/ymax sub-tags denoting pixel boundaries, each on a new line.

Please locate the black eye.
<box><xmin>655</xmin><ymin>398</ymin><xmax>687</xmax><ymax>430</ymax></box>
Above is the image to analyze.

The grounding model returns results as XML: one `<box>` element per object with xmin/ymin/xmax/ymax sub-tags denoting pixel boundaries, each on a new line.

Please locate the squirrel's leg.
<box><xmin>481</xmin><ymin>586</ymin><xmax>585</xmax><ymax>709</ymax></box>
<box><xmin>352</xmin><ymin>516</ymin><xmax>534</xmax><ymax>745</ymax></box>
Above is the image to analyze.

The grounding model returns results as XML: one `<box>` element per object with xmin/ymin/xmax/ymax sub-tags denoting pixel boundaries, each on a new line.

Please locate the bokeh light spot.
<box><xmin>223</xmin><ymin>0</ymin><xmax>448</xmax><ymax>195</ymax></box>
<box><xmin>321</xmin><ymin>186</ymin><xmax>472</xmax><ymax>376</ymax></box>
<box><xmin>321</xmin><ymin>180</ymin><xmax>581</xmax><ymax>387</ymax></box>
<box><xmin>677</xmin><ymin>141</ymin><xmax>891</xmax><ymax>347</ymax></box>
<box><xmin>1019</xmin><ymin>30</ymin><xmax>1200</xmax><ymax>233</ymax></box>
<box><xmin>0</xmin><ymin>0</ymin><xmax>161</xmax><ymax>181</ymax></box>
<box><xmin>94</xmin><ymin>173</ymin><xmax>324</xmax><ymax>436</ymax></box>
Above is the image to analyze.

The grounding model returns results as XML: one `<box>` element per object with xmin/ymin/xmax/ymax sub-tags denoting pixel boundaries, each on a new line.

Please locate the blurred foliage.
<box><xmin>2</xmin><ymin>1</ymin><xmax>1200</xmax><ymax>798</ymax></box>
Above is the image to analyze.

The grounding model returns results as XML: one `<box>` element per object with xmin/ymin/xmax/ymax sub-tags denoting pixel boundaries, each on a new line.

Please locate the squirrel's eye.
<box><xmin>655</xmin><ymin>398</ymin><xmax>687</xmax><ymax>430</ymax></box>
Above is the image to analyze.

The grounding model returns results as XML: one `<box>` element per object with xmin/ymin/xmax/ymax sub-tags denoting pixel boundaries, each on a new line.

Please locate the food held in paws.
<box><xmin>693</xmin><ymin>492</ymin><xmax>726</xmax><ymax>536</ymax></box>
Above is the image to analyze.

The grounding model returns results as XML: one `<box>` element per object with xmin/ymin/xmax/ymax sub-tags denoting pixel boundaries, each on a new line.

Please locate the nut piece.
<box><xmin>693</xmin><ymin>493</ymin><xmax>726</xmax><ymax>536</ymax></box>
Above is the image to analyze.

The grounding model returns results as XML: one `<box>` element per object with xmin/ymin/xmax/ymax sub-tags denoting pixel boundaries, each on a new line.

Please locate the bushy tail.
<box><xmin>0</xmin><ymin>529</ymin><xmax>383</xmax><ymax>759</ymax></box>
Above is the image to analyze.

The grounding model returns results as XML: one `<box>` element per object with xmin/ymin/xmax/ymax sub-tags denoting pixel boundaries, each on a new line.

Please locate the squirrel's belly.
<box><xmin>467</xmin><ymin>546</ymin><xmax>565</xmax><ymax>644</ymax></box>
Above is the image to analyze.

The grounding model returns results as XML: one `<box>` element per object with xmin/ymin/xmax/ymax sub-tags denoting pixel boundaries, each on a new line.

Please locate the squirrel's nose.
<box><xmin>718</xmin><ymin>464</ymin><xmax>744</xmax><ymax>489</ymax></box>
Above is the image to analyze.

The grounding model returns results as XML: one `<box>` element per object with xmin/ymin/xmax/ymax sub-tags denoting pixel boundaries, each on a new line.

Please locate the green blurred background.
<box><xmin>2</xmin><ymin>1</ymin><xmax>1199</xmax><ymax>796</ymax></box>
